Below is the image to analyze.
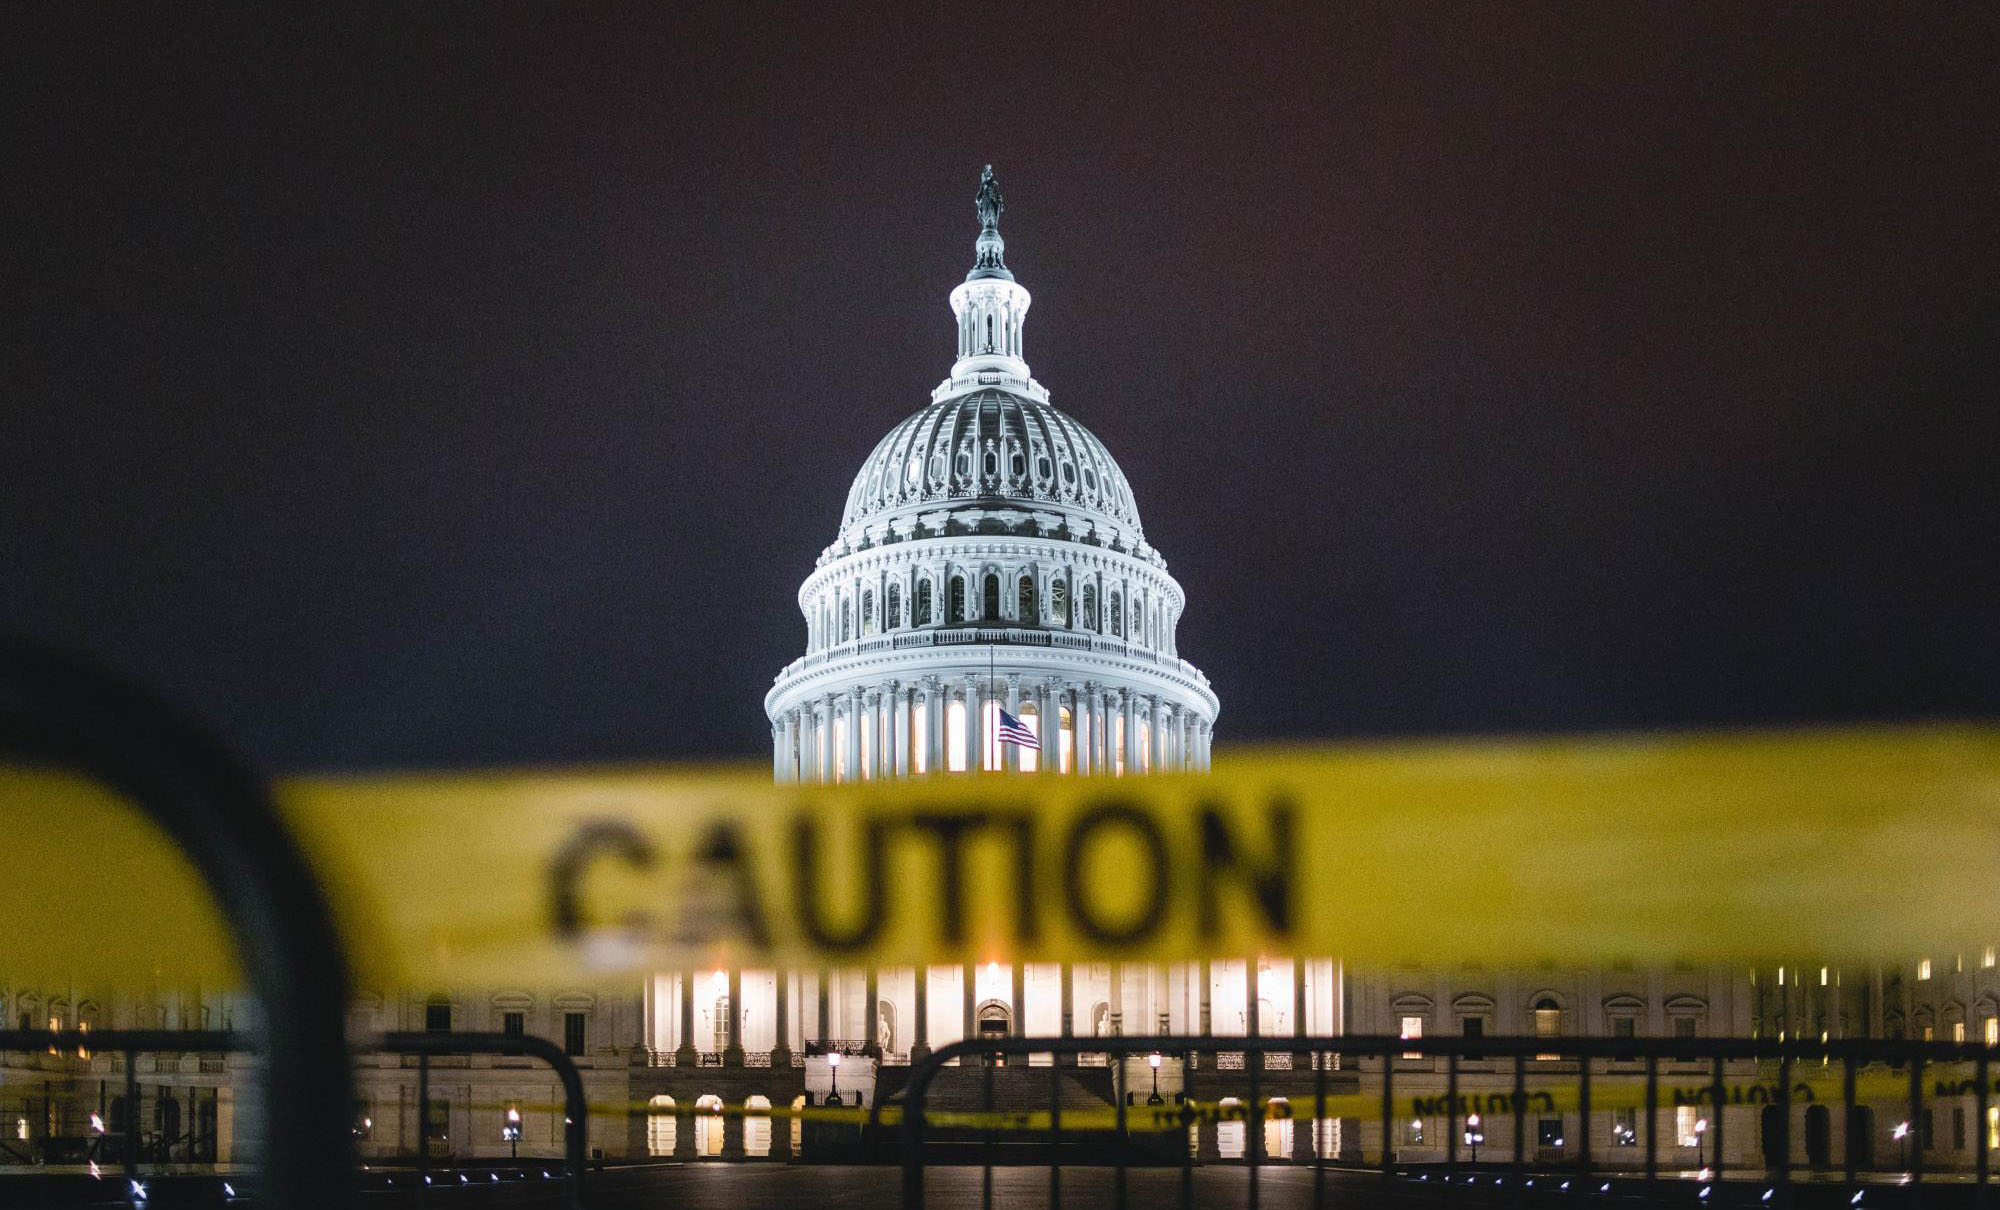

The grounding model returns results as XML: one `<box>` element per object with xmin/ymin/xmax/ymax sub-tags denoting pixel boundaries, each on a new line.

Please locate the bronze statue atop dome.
<box><xmin>976</xmin><ymin>164</ymin><xmax>1004</xmax><ymax>232</ymax></box>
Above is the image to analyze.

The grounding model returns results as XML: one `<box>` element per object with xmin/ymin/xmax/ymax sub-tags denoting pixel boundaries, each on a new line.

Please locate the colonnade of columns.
<box><xmin>658</xmin><ymin>958</ymin><xmax>1335</xmax><ymax>1067</ymax></box>
<box><xmin>773</xmin><ymin>677</ymin><xmax>1213</xmax><ymax>783</ymax></box>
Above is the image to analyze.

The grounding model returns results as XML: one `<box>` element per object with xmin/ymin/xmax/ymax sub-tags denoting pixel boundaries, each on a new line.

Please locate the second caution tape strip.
<box><xmin>5</xmin><ymin>724</ymin><xmax>1998</xmax><ymax>984</ymax></box>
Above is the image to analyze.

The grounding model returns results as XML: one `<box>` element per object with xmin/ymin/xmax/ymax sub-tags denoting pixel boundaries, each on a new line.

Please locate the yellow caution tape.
<box><xmin>3</xmin><ymin>724</ymin><xmax>1997</xmax><ymax>985</ymax></box>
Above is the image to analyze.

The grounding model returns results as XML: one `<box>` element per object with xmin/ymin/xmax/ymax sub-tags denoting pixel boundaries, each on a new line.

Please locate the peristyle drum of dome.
<box><xmin>768</xmin><ymin>172</ymin><xmax>1216</xmax><ymax>781</ymax></box>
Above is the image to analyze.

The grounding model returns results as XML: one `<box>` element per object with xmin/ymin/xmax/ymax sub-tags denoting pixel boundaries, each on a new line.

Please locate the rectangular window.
<box><xmin>1986</xmin><ymin>946</ymin><xmax>1997</xmax><ymax>969</ymax></box>
<box><xmin>564</xmin><ymin>1012</ymin><xmax>587</xmax><ymax>1057</ymax></box>
<box><xmin>1399</xmin><ymin>1015</ymin><xmax>1423</xmax><ymax>1059</ymax></box>
<box><xmin>1985</xmin><ymin>1017</ymin><xmax>1997</xmax><ymax>1047</ymax></box>
<box><xmin>1461</xmin><ymin>1015</ymin><xmax>1484</xmax><ymax>1059</ymax></box>
<box><xmin>424</xmin><ymin>1002</ymin><xmax>451</xmax><ymax>1033</ymax></box>
<box><xmin>1401</xmin><ymin>1117</ymin><xmax>1425</xmax><ymax>1145</ymax></box>
<box><xmin>1538</xmin><ymin>1118</ymin><xmax>1564</xmax><ymax>1148</ymax></box>
<box><xmin>1923</xmin><ymin>1025</ymin><xmax>1936</xmax><ymax>1042</ymax></box>
<box><xmin>1613</xmin><ymin>1017</ymin><xmax>1636</xmax><ymax>1039</ymax></box>
<box><xmin>1955</xmin><ymin>1021</ymin><xmax>1968</xmax><ymax>1044</ymax></box>
<box><xmin>502</xmin><ymin>1011</ymin><xmax>524</xmax><ymax>1037</ymax></box>
<box><xmin>1954</xmin><ymin>1107</ymin><xmax>1967</xmax><ymax>1151</ymax></box>
<box><xmin>1919</xmin><ymin>959</ymin><xmax>1933</xmax><ymax>980</ymax></box>
<box><xmin>423</xmin><ymin>1098</ymin><xmax>449</xmax><ymax>1157</ymax></box>
<box><xmin>1676</xmin><ymin>1106</ymin><xmax>1701</xmax><ymax>1148</ymax></box>
<box><xmin>1674</xmin><ymin>1017</ymin><xmax>1698</xmax><ymax>1038</ymax></box>
<box><xmin>1613</xmin><ymin>1107</ymin><xmax>1638</xmax><ymax>1146</ymax></box>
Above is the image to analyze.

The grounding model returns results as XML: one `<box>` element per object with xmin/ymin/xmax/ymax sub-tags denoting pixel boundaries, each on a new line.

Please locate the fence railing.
<box><xmin>897</xmin><ymin>1031</ymin><xmax>2000</xmax><ymax>1210</ymax></box>
<box><xmin>376</xmin><ymin>1030</ymin><xmax>588</xmax><ymax>1210</ymax></box>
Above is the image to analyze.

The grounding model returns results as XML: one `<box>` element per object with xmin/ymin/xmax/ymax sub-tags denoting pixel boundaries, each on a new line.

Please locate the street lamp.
<box><xmin>1894</xmin><ymin>1119</ymin><xmax>1911</xmax><ymax>1171</ymax></box>
<box><xmin>1147</xmin><ymin>1053</ymin><xmax>1164</xmax><ymax>1106</ymax></box>
<box><xmin>504</xmin><ymin>1107</ymin><xmax>521</xmax><ymax>1160</ymax></box>
<box><xmin>1695</xmin><ymin>1116</ymin><xmax>1708</xmax><ymax>1171</ymax></box>
<box><xmin>826</xmin><ymin>1050</ymin><xmax>843</xmax><ymax>1107</ymax></box>
<box><xmin>1464</xmin><ymin>1113</ymin><xmax>1483</xmax><ymax>1163</ymax></box>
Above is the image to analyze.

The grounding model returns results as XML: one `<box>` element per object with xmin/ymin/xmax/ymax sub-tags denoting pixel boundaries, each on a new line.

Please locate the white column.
<box><xmin>1123</xmin><ymin>690</ymin><xmax>1140</xmax><ymax>776</ymax></box>
<box><xmin>876</xmin><ymin>683</ymin><xmax>892</xmax><ymax>779</ymax></box>
<box><xmin>772</xmin><ymin>722</ymin><xmax>784</xmax><ymax>782</ymax></box>
<box><xmin>802</xmin><ymin>704</ymin><xmax>819</xmax><ymax>782</ymax></box>
<box><xmin>1003</xmin><ymin>674</ymin><xmax>1021</xmax><ymax>773</ymax></box>
<box><xmin>1094</xmin><ymin>686</ymin><xmax>1110</xmax><ymax>773</ymax></box>
<box><xmin>1149</xmin><ymin>695</ymin><xmax>1164</xmax><ymax>775</ymax></box>
<box><xmin>893</xmin><ymin>683</ymin><xmax>909</xmax><ymax>779</ymax></box>
<box><xmin>1035</xmin><ymin>680</ymin><xmax>1052</xmax><ymax>774</ymax></box>
<box><xmin>963</xmin><ymin>675</ymin><xmax>981</xmax><ymax>773</ymax></box>
<box><xmin>925</xmin><ymin>677</ymin><xmax>944</xmax><ymax>775</ymax></box>
<box><xmin>1076</xmin><ymin>683</ymin><xmax>1093</xmax><ymax>776</ymax></box>
<box><xmin>845</xmin><ymin>688</ymin><xmax>862</xmax><ymax>784</ymax></box>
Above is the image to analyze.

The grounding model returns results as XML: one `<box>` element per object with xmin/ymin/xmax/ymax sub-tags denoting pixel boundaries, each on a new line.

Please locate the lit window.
<box><xmin>945</xmin><ymin>700</ymin><xmax>968</xmax><ymax>772</ymax></box>
<box><xmin>1532</xmin><ymin>999</ymin><xmax>1562</xmax><ymax>1057</ymax></box>
<box><xmin>1984</xmin><ymin>1017</ymin><xmax>1997</xmax><ymax>1047</ymax></box>
<box><xmin>1399</xmin><ymin>1015</ymin><xmax>1423</xmax><ymax>1059</ymax></box>
<box><xmin>1986</xmin><ymin>946</ymin><xmax>1997</xmax><ymax>969</ymax></box>
<box><xmin>1401</xmin><ymin>1117</ymin><xmax>1425</xmax><ymax>1145</ymax></box>
<box><xmin>1954</xmin><ymin>1022</ymin><xmax>1967</xmax><ymax>1044</ymax></box>
<box><xmin>1612</xmin><ymin>1107</ymin><xmax>1638</xmax><ymax>1147</ymax></box>
<box><xmin>1820</xmin><ymin>967</ymin><xmax>1829</xmax><ymax>986</ymax></box>
<box><xmin>1959</xmin><ymin>953</ymin><xmax>1967</xmax><ymax>974</ymax></box>
<box><xmin>1919</xmin><ymin>959</ymin><xmax>1933</xmax><ymax>980</ymax></box>
<box><xmin>1676</xmin><ymin>1106</ymin><xmax>1701</xmax><ymax>1148</ymax></box>
<box><xmin>1923</xmin><ymin>1024</ymin><xmax>1935</xmax><ymax>1042</ymax></box>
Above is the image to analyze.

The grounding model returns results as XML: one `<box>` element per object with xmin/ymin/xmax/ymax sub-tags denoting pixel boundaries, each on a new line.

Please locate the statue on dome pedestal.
<box><xmin>976</xmin><ymin>164</ymin><xmax>1004</xmax><ymax>231</ymax></box>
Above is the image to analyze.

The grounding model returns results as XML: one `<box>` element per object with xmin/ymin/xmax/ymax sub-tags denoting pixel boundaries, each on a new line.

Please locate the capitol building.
<box><xmin>8</xmin><ymin>168</ymin><xmax>1968</xmax><ymax>1178</ymax></box>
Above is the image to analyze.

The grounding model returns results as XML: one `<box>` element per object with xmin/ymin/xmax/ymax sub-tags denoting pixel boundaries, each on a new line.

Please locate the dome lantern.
<box><xmin>948</xmin><ymin>165</ymin><xmax>1036</xmax><ymax>395</ymax></box>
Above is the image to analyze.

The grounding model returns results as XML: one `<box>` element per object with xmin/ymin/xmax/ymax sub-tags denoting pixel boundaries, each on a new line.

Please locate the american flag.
<box><xmin>995</xmin><ymin>708</ymin><xmax>1040</xmax><ymax>751</ymax></box>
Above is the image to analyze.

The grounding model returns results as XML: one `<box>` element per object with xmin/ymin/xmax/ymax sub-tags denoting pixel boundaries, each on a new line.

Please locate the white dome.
<box><xmin>768</xmin><ymin>167</ymin><xmax>1216</xmax><ymax>784</ymax></box>
<box><xmin>839</xmin><ymin>388</ymin><xmax>1144</xmax><ymax>546</ymax></box>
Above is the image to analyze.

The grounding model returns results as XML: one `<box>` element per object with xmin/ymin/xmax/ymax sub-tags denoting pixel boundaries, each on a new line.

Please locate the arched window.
<box><xmin>1018</xmin><ymin>575</ymin><xmax>1037</xmax><ymax>623</ymax></box>
<box><xmin>1110</xmin><ymin>591</ymin><xmax>1123</xmax><ymax>636</ymax></box>
<box><xmin>1082</xmin><ymin>584</ymin><xmax>1098</xmax><ymax>630</ymax></box>
<box><xmin>745</xmin><ymin>1095</ymin><xmax>772</xmax><ymax>1157</ymax></box>
<box><xmin>887</xmin><ymin>584</ymin><xmax>902</xmax><ymax>629</ymax></box>
<box><xmin>947</xmin><ymin>577</ymin><xmax>966</xmax><ymax>623</ymax></box>
<box><xmin>861</xmin><ymin>590</ymin><xmax>875</xmax><ymax>635</ymax></box>
<box><xmin>1050</xmin><ymin>578</ymin><xmax>1069</xmax><ymax>626</ymax></box>
<box><xmin>840</xmin><ymin>599</ymin><xmax>852</xmax><ymax>643</ymax></box>
<box><xmin>986</xmin><ymin>315</ymin><xmax>994</xmax><ymax>351</ymax></box>
<box><xmin>647</xmin><ymin>1095</ymin><xmax>677</xmax><ymax>1156</ymax></box>
<box><xmin>695</xmin><ymin>1095</ymin><xmax>725</xmax><ymax>1156</ymax></box>
<box><xmin>915</xmin><ymin>578</ymin><xmax>933</xmax><ymax>625</ymax></box>
<box><xmin>983</xmin><ymin>574</ymin><xmax>1001</xmax><ymax>620</ymax></box>
<box><xmin>1132</xmin><ymin>600</ymin><xmax>1144</xmax><ymax>643</ymax></box>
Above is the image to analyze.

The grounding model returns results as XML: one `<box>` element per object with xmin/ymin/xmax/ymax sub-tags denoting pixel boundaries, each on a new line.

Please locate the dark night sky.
<box><xmin>3</xmin><ymin>4</ymin><xmax>1994</xmax><ymax>772</ymax></box>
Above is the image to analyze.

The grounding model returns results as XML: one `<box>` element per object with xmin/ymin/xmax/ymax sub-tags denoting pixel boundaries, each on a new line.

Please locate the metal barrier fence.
<box><xmin>378</xmin><ymin>1030</ymin><xmax>589</xmax><ymax>1210</ymax></box>
<box><xmin>0</xmin><ymin>1028</ymin><xmax>243</xmax><ymax>1192</ymax></box>
<box><xmin>898</xmin><ymin>1032</ymin><xmax>2000</xmax><ymax>1210</ymax></box>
